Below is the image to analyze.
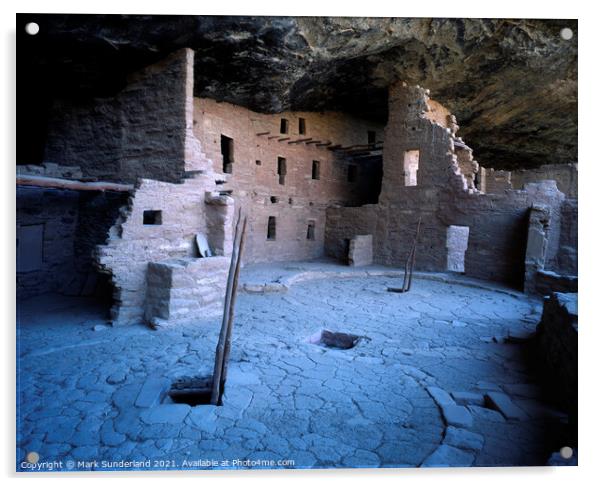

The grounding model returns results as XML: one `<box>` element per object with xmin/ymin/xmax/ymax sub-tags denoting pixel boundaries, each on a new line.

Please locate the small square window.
<box><xmin>143</xmin><ymin>210</ymin><xmax>162</xmax><ymax>225</ymax></box>
<box><xmin>256</xmin><ymin>160</ymin><xmax>262</xmax><ymax>166</ymax></box>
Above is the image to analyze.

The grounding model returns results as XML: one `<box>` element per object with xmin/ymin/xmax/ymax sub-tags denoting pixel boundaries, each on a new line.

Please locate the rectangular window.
<box><xmin>280</xmin><ymin>119</ymin><xmax>289</xmax><ymax>134</ymax></box>
<box><xmin>17</xmin><ymin>224</ymin><xmax>44</xmax><ymax>272</ymax></box>
<box><xmin>347</xmin><ymin>164</ymin><xmax>358</xmax><ymax>183</ymax></box>
<box><xmin>277</xmin><ymin>157</ymin><xmax>287</xmax><ymax>185</ymax></box>
<box><xmin>221</xmin><ymin>135</ymin><xmax>234</xmax><ymax>174</ymax></box>
<box><xmin>267</xmin><ymin>216</ymin><xmax>277</xmax><ymax>240</ymax></box>
<box><xmin>256</xmin><ymin>160</ymin><xmax>262</xmax><ymax>166</ymax></box>
<box><xmin>306</xmin><ymin>220</ymin><xmax>316</xmax><ymax>241</ymax></box>
<box><xmin>403</xmin><ymin>149</ymin><xmax>420</xmax><ymax>186</ymax></box>
<box><xmin>368</xmin><ymin>130</ymin><xmax>376</xmax><ymax>144</ymax></box>
<box><xmin>299</xmin><ymin>118</ymin><xmax>306</xmax><ymax>135</ymax></box>
<box><xmin>143</xmin><ymin>210</ymin><xmax>162</xmax><ymax>225</ymax></box>
<box><xmin>312</xmin><ymin>160</ymin><xmax>320</xmax><ymax>180</ymax></box>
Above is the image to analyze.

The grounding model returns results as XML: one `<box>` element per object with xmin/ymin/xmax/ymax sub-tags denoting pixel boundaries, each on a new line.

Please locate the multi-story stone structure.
<box><xmin>16</xmin><ymin>48</ymin><xmax>578</xmax><ymax>328</ymax></box>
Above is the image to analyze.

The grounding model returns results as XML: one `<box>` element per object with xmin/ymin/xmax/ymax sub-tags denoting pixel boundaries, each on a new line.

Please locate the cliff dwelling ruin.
<box><xmin>16</xmin><ymin>15</ymin><xmax>578</xmax><ymax>471</ymax></box>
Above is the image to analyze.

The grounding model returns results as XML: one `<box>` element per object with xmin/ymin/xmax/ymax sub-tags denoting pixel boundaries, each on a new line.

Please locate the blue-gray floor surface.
<box><xmin>16</xmin><ymin>267</ymin><xmax>569</xmax><ymax>471</ymax></box>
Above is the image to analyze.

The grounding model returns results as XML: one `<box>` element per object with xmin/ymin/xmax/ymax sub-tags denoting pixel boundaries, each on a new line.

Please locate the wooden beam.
<box><xmin>17</xmin><ymin>175</ymin><xmax>134</xmax><ymax>192</ymax></box>
<box><xmin>256</xmin><ymin>131</ymin><xmax>270</xmax><ymax>136</ymax></box>
<box><xmin>267</xmin><ymin>135</ymin><xmax>280</xmax><ymax>140</ymax></box>
<box><xmin>288</xmin><ymin>138</ymin><xmax>313</xmax><ymax>144</ymax></box>
<box><xmin>277</xmin><ymin>137</ymin><xmax>291</xmax><ymax>142</ymax></box>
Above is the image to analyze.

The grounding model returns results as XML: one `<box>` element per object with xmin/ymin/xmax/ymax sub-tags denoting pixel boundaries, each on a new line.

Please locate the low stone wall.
<box><xmin>348</xmin><ymin>235</ymin><xmax>373</xmax><ymax>266</ymax></box>
<box><xmin>536</xmin><ymin>292</ymin><xmax>577</xmax><ymax>431</ymax></box>
<box><xmin>144</xmin><ymin>256</ymin><xmax>229</xmax><ymax>327</ymax></box>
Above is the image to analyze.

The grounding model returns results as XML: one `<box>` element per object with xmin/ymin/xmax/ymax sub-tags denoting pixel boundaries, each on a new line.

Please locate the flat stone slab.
<box><xmin>426</xmin><ymin>386</ymin><xmax>455</xmax><ymax>407</ymax></box>
<box><xmin>135</xmin><ymin>377</ymin><xmax>170</xmax><ymax>408</ymax></box>
<box><xmin>451</xmin><ymin>391</ymin><xmax>483</xmax><ymax>406</ymax></box>
<box><xmin>443</xmin><ymin>426</ymin><xmax>484</xmax><ymax>451</ymax></box>
<box><xmin>140</xmin><ymin>404</ymin><xmax>191</xmax><ymax>424</ymax></box>
<box><xmin>421</xmin><ymin>444</ymin><xmax>475</xmax><ymax>467</ymax></box>
<box><xmin>485</xmin><ymin>392</ymin><xmax>529</xmax><ymax>421</ymax></box>
<box><xmin>441</xmin><ymin>404</ymin><xmax>473</xmax><ymax>428</ymax></box>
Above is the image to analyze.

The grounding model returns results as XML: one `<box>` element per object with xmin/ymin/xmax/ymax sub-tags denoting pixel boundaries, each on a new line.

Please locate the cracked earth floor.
<box><xmin>17</xmin><ymin>267</ymin><xmax>568</xmax><ymax>470</ymax></box>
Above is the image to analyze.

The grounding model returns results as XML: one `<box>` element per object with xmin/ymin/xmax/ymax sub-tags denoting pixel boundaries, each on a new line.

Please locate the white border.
<box><xmin>2</xmin><ymin>1</ymin><xmax>598</xmax><ymax>485</ymax></box>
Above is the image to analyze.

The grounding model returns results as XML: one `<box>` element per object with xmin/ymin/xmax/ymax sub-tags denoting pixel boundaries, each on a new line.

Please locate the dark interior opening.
<box><xmin>367</xmin><ymin>130</ymin><xmax>376</xmax><ymax>144</ymax></box>
<box><xmin>347</xmin><ymin>164</ymin><xmax>358</xmax><ymax>183</ymax></box>
<box><xmin>221</xmin><ymin>135</ymin><xmax>234</xmax><ymax>174</ymax></box>
<box><xmin>270</xmin><ymin>196</ymin><xmax>279</xmax><ymax>203</ymax></box>
<box><xmin>307</xmin><ymin>220</ymin><xmax>316</xmax><ymax>240</ymax></box>
<box><xmin>299</xmin><ymin>117</ymin><xmax>306</xmax><ymax>135</ymax></box>
<box><xmin>143</xmin><ymin>210</ymin><xmax>162</xmax><ymax>225</ymax></box>
<box><xmin>310</xmin><ymin>329</ymin><xmax>361</xmax><ymax>350</ymax></box>
<box><xmin>312</xmin><ymin>160</ymin><xmax>320</xmax><ymax>180</ymax></box>
<box><xmin>280</xmin><ymin>118</ymin><xmax>289</xmax><ymax>134</ymax></box>
<box><xmin>168</xmin><ymin>375</ymin><xmax>218</xmax><ymax>406</ymax></box>
<box><xmin>267</xmin><ymin>216</ymin><xmax>276</xmax><ymax>240</ymax></box>
<box><xmin>277</xmin><ymin>157</ymin><xmax>287</xmax><ymax>185</ymax></box>
<box><xmin>256</xmin><ymin>160</ymin><xmax>262</xmax><ymax>166</ymax></box>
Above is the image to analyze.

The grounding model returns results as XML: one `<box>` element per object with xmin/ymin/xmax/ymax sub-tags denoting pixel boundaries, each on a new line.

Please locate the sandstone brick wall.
<box><xmin>193</xmin><ymin>97</ymin><xmax>385</xmax><ymax>264</ymax></box>
<box><xmin>17</xmin><ymin>187</ymin><xmax>79</xmax><ymax>298</ymax></box>
<box><xmin>326</xmin><ymin>82</ymin><xmax>569</xmax><ymax>289</ymax></box>
<box><xmin>479</xmin><ymin>167</ymin><xmax>512</xmax><ymax>194</ymax></box>
<box><xmin>512</xmin><ymin>163</ymin><xmax>578</xmax><ymax>198</ymax></box>
<box><xmin>17</xmin><ymin>180</ymin><xmax>129</xmax><ymax>300</ymax></box>
<box><xmin>144</xmin><ymin>256</ymin><xmax>230</xmax><ymax>327</ymax></box>
<box><xmin>44</xmin><ymin>49</ymin><xmax>196</xmax><ymax>184</ymax></box>
<box><xmin>96</xmin><ymin>174</ymin><xmax>230</xmax><ymax>326</ymax></box>
<box><xmin>555</xmin><ymin>198</ymin><xmax>578</xmax><ymax>275</ymax></box>
<box><xmin>536</xmin><ymin>292</ymin><xmax>577</xmax><ymax>425</ymax></box>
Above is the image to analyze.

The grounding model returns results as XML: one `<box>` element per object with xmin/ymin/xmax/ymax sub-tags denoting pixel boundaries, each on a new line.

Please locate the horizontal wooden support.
<box><xmin>316</xmin><ymin>141</ymin><xmax>333</xmax><ymax>147</ymax></box>
<box><xmin>17</xmin><ymin>175</ymin><xmax>134</xmax><ymax>192</ymax></box>
<box><xmin>277</xmin><ymin>137</ymin><xmax>290</xmax><ymax>142</ymax></box>
<box><xmin>267</xmin><ymin>135</ymin><xmax>280</xmax><ymax>140</ymax></box>
<box><xmin>288</xmin><ymin>138</ymin><xmax>313</xmax><ymax>144</ymax></box>
<box><xmin>256</xmin><ymin>131</ymin><xmax>270</xmax><ymax>136</ymax></box>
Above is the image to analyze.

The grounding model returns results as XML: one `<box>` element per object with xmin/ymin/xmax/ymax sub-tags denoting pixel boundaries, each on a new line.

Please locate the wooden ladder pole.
<box><xmin>218</xmin><ymin>215</ymin><xmax>248</xmax><ymax>402</ymax></box>
<box><xmin>210</xmin><ymin>208</ymin><xmax>242</xmax><ymax>405</ymax></box>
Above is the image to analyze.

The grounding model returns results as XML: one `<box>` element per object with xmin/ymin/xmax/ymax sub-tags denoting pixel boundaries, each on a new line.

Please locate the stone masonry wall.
<box><xmin>17</xmin><ymin>187</ymin><xmax>79</xmax><ymax>298</ymax></box>
<box><xmin>44</xmin><ymin>49</ymin><xmax>196</xmax><ymax>184</ymax></box>
<box><xmin>96</xmin><ymin>174</ymin><xmax>229</xmax><ymax>326</ymax></box>
<box><xmin>536</xmin><ymin>292</ymin><xmax>578</xmax><ymax>428</ymax></box>
<box><xmin>193</xmin><ymin>98</ymin><xmax>385</xmax><ymax>264</ymax></box>
<box><xmin>325</xmin><ymin>82</ymin><xmax>568</xmax><ymax>288</ymax></box>
<box><xmin>512</xmin><ymin>163</ymin><xmax>577</xmax><ymax>198</ymax></box>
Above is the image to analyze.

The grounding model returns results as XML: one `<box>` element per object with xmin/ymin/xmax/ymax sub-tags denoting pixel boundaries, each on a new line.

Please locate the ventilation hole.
<box><xmin>308</xmin><ymin>330</ymin><xmax>362</xmax><ymax>350</ymax></box>
<box><xmin>143</xmin><ymin>210</ymin><xmax>162</xmax><ymax>225</ymax></box>
<box><xmin>270</xmin><ymin>196</ymin><xmax>279</xmax><ymax>203</ymax></box>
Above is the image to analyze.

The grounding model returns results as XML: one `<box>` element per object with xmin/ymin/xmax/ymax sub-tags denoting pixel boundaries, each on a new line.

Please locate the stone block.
<box><xmin>441</xmin><ymin>404</ymin><xmax>473</xmax><ymax>428</ymax></box>
<box><xmin>140</xmin><ymin>404</ymin><xmax>191</xmax><ymax>425</ymax></box>
<box><xmin>484</xmin><ymin>392</ymin><xmax>529</xmax><ymax>421</ymax></box>
<box><xmin>421</xmin><ymin>444</ymin><xmax>474</xmax><ymax>467</ymax></box>
<box><xmin>443</xmin><ymin>426</ymin><xmax>484</xmax><ymax>451</ymax></box>
<box><xmin>426</xmin><ymin>386</ymin><xmax>455</xmax><ymax>407</ymax></box>
<box><xmin>451</xmin><ymin>391</ymin><xmax>484</xmax><ymax>406</ymax></box>
<box><xmin>135</xmin><ymin>377</ymin><xmax>170</xmax><ymax>408</ymax></box>
<box><xmin>348</xmin><ymin>235</ymin><xmax>373</xmax><ymax>267</ymax></box>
